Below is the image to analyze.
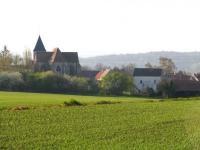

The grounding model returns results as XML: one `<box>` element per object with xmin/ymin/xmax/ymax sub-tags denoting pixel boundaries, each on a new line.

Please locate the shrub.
<box><xmin>24</xmin><ymin>71</ymin><xmax>70</xmax><ymax>92</ymax></box>
<box><xmin>0</xmin><ymin>71</ymin><xmax>100</xmax><ymax>94</ymax></box>
<box><xmin>99</xmin><ymin>71</ymin><xmax>133</xmax><ymax>95</ymax></box>
<box><xmin>69</xmin><ymin>77</ymin><xmax>89</xmax><ymax>93</ymax></box>
<box><xmin>146</xmin><ymin>87</ymin><xmax>156</xmax><ymax>97</ymax></box>
<box><xmin>64</xmin><ymin>99</ymin><xmax>85</xmax><ymax>106</ymax></box>
<box><xmin>0</xmin><ymin>72</ymin><xmax>24</xmax><ymax>91</ymax></box>
<box><xmin>157</xmin><ymin>80</ymin><xmax>175</xmax><ymax>98</ymax></box>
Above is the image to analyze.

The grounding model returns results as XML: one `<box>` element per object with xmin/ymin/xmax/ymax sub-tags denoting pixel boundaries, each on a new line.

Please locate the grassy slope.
<box><xmin>0</xmin><ymin>92</ymin><xmax>200</xmax><ymax>149</ymax></box>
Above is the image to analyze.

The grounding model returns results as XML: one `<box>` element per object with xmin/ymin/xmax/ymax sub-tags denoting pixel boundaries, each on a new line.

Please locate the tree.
<box><xmin>99</xmin><ymin>71</ymin><xmax>133</xmax><ymax>95</ymax></box>
<box><xmin>145</xmin><ymin>62</ymin><xmax>153</xmax><ymax>68</ymax></box>
<box><xmin>159</xmin><ymin>57</ymin><xmax>176</xmax><ymax>73</ymax></box>
<box><xmin>95</xmin><ymin>63</ymin><xmax>110</xmax><ymax>71</ymax></box>
<box><xmin>121</xmin><ymin>63</ymin><xmax>135</xmax><ymax>75</ymax></box>
<box><xmin>157</xmin><ymin>79</ymin><xmax>175</xmax><ymax>98</ymax></box>
<box><xmin>23</xmin><ymin>49</ymin><xmax>32</xmax><ymax>70</ymax></box>
<box><xmin>12</xmin><ymin>54</ymin><xmax>23</xmax><ymax>66</ymax></box>
<box><xmin>0</xmin><ymin>45</ymin><xmax>13</xmax><ymax>71</ymax></box>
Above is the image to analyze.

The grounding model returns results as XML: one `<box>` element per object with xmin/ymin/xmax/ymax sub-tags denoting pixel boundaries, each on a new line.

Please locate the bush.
<box><xmin>99</xmin><ymin>71</ymin><xmax>133</xmax><ymax>95</ymax></box>
<box><xmin>69</xmin><ymin>76</ymin><xmax>90</xmax><ymax>93</ymax></box>
<box><xmin>146</xmin><ymin>87</ymin><xmax>156</xmax><ymax>97</ymax></box>
<box><xmin>0</xmin><ymin>72</ymin><xmax>24</xmax><ymax>91</ymax></box>
<box><xmin>23</xmin><ymin>71</ymin><xmax>71</xmax><ymax>92</ymax></box>
<box><xmin>64</xmin><ymin>99</ymin><xmax>85</xmax><ymax>106</ymax></box>
<box><xmin>157</xmin><ymin>79</ymin><xmax>175</xmax><ymax>98</ymax></box>
<box><xmin>0</xmin><ymin>71</ymin><xmax>100</xmax><ymax>94</ymax></box>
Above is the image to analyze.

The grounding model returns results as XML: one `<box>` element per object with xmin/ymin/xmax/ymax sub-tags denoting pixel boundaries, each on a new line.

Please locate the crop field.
<box><xmin>0</xmin><ymin>92</ymin><xmax>200</xmax><ymax>149</ymax></box>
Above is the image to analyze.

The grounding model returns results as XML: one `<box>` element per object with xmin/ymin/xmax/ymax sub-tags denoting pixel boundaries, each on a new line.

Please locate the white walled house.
<box><xmin>133</xmin><ymin>68</ymin><xmax>163</xmax><ymax>93</ymax></box>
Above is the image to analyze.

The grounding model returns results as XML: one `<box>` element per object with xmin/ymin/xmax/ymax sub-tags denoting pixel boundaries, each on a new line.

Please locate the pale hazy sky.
<box><xmin>1</xmin><ymin>0</ymin><xmax>200</xmax><ymax>57</ymax></box>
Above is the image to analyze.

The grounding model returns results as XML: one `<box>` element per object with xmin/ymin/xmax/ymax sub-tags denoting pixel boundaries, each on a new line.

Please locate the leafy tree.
<box><xmin>157</xmin><ymin>79</ymin><xmax>175</xmax><ymax>98</ymax></box>
<box><xmin>159</xmin><ymin>57</ymin><xmax>176</xmax><ymax>73</ymax></box>
<box><xmin>99</xmin><ymin>71</ymin><xmax>133</xmax><ymax>95</ymax></box>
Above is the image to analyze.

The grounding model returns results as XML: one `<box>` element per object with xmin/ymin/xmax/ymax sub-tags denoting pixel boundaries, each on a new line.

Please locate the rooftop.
<box><xmin>133</xmin><ymin>68</ymin><xmax>163</xmax><ymax>77</ymax></box>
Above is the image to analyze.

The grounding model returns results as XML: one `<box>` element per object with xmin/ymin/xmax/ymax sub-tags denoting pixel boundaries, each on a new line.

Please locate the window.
<box><xmin>140</xmin><ymin>80</ymin><xmax>142</xmax><ymax>84</ymax></box>
<box><xmin>154</xmin><ymin>80</ymin><xmax>156</xmax><ymax>84</ymax></box>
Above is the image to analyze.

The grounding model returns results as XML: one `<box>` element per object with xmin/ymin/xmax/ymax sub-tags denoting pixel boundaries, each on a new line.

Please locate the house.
<box><xmin>133</xmin><ymin>68</ymin><xmax>163</xmax><ymax>93</ymax></box>
<box><xmin>95</xmin><ymin>69</ymin><xmax>110</xmax><ymax>81</ymax></box>
<box><xmin>172</xmin><ymin>80</ymin><xmax>200</xmax><ymax>96</ymax></box>
<box><xmin>33</xmin><ymin>36</ymin><xmax>81</xmax><ymax>75</ymax></box>
<box><xmin>78</xmin><ymin>70</ymin><xmax>99</xmax><ymax>79</ymax></box>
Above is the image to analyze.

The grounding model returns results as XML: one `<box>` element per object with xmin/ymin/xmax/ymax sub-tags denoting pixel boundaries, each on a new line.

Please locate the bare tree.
<box><xmin>23</xmin><ymin>49</ymin><xmax>32</xmax><ymax>70</ymax></box>
<box><xmin>159</xmin><ymin>57</ymin><xmax>176</xmax><ymax>73</ymax></box>
<box><xmin>121</xmin><ymin>63</ymin><xmax>135</xmax><ymax>74</ymax></box>
<box><xmin>95</xmin><ymin>63</ymin><xmax>110</xmax><ymax>71</ymax></box>
<box><xmin>0</xmin><ymin>45</ymin><xmax>13</xmax><ymax>71</ymax></box>
<box><xmin>145</xmin><ymin>62</ymin><xmax>153</xmax><ymax>68</ymax></box>
<box><xmin>13</xmin><ymin>54</ymin><xmax>23</xmax><ymax>66</ymax></box>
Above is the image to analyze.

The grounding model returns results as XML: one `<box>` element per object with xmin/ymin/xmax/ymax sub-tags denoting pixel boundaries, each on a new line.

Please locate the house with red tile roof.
<box><xmin>95</xmin><ymin>69</ymin><xmax>110</xmax><ymax>81</ymax></box>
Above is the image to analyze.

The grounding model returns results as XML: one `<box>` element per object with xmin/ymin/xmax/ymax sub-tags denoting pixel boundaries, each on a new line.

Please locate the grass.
<box><xmin>0</xmin><ymin>91</ymin><xmax>200</xmax><ymax>149</ymax></box>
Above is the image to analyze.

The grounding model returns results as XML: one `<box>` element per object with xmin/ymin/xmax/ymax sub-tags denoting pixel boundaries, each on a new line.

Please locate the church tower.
<box><xmin>33</xmin><ymin>35</ymin><xmax>46</xmax><ymax>61</ymax></box>
<box><xmin>33</xmin><ymin>35</ymin><xmax>46</xmax><ymax>52</ymax></box>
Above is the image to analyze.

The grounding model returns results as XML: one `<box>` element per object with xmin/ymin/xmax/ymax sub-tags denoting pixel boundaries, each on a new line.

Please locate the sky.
<box><xmin>1</xmin><ymin>0</ymin><xmax>200</xmax><ymax>57</ymax></box>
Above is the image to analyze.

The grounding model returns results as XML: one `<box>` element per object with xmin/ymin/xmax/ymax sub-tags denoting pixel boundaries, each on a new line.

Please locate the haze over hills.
<box><xmin>80</xmin><ymin>51</ymin><xmax>200</xmax><ymax>73</ymax></box>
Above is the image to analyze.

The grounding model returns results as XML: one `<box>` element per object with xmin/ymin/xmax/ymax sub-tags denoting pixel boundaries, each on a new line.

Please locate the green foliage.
<box><xmin>99</xmin><ymin>71</ymin><xmax>133</xmax><ymax>95</ymax></box>
<box><xmin>70</xmin><ymin>76</ymin><xmax>90</xmax><ymax>93</ymax></box>
<box><xmin>1</xmin><ymin>91</ymin><xmax>200</xmax><ymax>149</ymax></box>
<box><xmin>0</xmin><ymin>72</ymin><xmax>24</xmax><ymax>91</ymax></box>
<box><xmin>145</xmin><ymin>87</ymin><xmax>156</xmax><ymax>97</ymax></box>
<box><xmin>21</xmin><ymin>71</ymin><xmax>98</xmax><ymax>94</ymax></box>
<box><xmin>157</xmin><ymin>79</ymin><xmax>175</xmax><ymax>98</ymax></box>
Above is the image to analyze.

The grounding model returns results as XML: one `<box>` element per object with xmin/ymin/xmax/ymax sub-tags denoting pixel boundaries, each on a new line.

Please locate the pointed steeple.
<box><xmin>33</xmin><ymin>35</ymin><xmax>46</xmax><ymax>52</ymax></box>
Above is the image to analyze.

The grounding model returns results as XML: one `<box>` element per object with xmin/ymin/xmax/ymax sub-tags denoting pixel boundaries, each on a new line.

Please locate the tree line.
<box><xmin>0</xmin><ymin>45</ymin><xmax>32</xmax><ymax>72</ymax></box>
<box><xmin>0</xmin><ymin>71</ymin><xmax>133</xmax><ymax>95</ymax></box>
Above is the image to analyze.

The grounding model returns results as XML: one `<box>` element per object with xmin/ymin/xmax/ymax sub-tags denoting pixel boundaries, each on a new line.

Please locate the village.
<box><xmin>0</xmin><ymin>36</ymin><xmax>200</xmax><ymax>98</ymax></box>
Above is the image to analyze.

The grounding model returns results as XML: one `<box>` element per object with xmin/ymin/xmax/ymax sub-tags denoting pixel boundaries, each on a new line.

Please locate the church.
<box><xmin>33</xmin><ymin>36</ymin><xmax>81</xmax><ymax>75</ymax></box>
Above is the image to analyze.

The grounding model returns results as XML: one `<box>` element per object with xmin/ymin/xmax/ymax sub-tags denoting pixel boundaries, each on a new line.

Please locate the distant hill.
<box><xmin>80</xmin><ymin>51</ymin><xmax>200</xmax><ymax>73</ymax></box>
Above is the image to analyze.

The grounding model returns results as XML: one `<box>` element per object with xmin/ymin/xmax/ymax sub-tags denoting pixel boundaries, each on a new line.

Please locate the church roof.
<box><xmin>33</xmin><ymin>36</ymin><xmax>46</xmax><ymax>52</ymax></box>
<box><xmin>34</xmin><ymin>48</ymin><xmax>79</xmax><ymax>63</ymax></box>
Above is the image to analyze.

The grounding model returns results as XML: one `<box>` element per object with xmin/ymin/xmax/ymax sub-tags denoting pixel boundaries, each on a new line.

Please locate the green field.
<box><xmin>1</xmin><ymin>92</ymin><xmax>200</xmax><ymax>149</ymax></box>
